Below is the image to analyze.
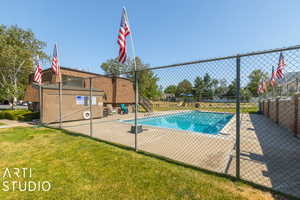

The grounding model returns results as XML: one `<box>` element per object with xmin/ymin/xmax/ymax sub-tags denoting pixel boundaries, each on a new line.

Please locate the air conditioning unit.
<box><xmin>83</xmin><ymin>111</ymin><xmax>91</xmax><ymax>120</ymax></box>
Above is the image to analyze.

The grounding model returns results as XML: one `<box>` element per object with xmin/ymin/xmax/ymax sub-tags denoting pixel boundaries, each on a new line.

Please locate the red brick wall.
<box><xmin>85</xmin><ymin>76</ymin><xmax>135</xmax><ymax>104</ymax></box>
<box><xmin>269</xmin><ymin>100</ymin><xmax>277</xmax><ymax>122</ymax></box>
<box><xmin>261</xmin><ymin>94</ymin><xmax>300</xmax><ymax>136</ymax></box>
<box><xmin>60</xmin><ymin>68</ymin><xmax>93</xmax><ymax>79</ymax></box>
<box><xmin>85</xmin><ymin>76</ymin><xmax>114</xmax><ymax>103</ymax></box>
<box><xmin>116</xmin><ymin>78</ymin><xmax>135</xmax><ymax>103</ymax></box>
<box><xmin>297</xmin><ymin>96</ymin><xmax>300</xmax><ymax>136</ymax></box>
<box><xmin>278</xmin><ymin>99</ymin><xmax>295</xmax><ymax>132</ymax></box>
<box><xmin>24</xmin><ymin>85</ymin><xmax>39</xmax><ymax>102</ymax></box>
<box><xmin>263</xmin><ymin>101</ymin><xmax>269</xmax><ymax>116</ymax></box>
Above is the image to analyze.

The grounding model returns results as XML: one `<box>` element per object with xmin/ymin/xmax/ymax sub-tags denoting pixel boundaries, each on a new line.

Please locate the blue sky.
<box><xmin>1</xmin><ymin>0</ymin><xmax>300</xmax><ymax>87</ymax></box>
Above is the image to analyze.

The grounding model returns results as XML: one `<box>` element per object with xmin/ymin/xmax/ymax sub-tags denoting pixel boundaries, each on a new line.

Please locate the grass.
<box><xmin>0</xmin><ymin>122</ymin><xmax>6</xmax><ymax>126</ymax></box>
<box><xmin>0</xmin><ymin>127</ymin><xmax>278</xmax><ymax>200</ymax></box>
<box><xmin>153</xmin><ymin>106</ymin><xmax>259</xmax><ymax>113</ymax></box>
<box><xmin>151</xmin><ymin>102</ymin><xmax>259</xmax><ymax>113</ymax></box>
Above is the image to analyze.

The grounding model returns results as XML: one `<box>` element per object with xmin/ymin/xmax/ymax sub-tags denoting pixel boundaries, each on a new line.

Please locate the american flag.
<box><xmin>275</xmin><ymin>52</ymin><xmax>286</xmax><ymax>79</ymax></box>
<box><xmin>257</xmin><ymin>79</ymin><xmax>267</xmax><ymax>94</ymax></box>
<box><xmin>117</xmin><ymin>8</ymin><xmax>130</xmax><ymax>63</ymax></box>
<box><xmin>33</xmin><ymin>63</ymin><xmax>42</xmax><ymax>84</ymax></box>
<box><xmin>257</xmin><ymin>82</ymin><xmax>262</xmax><ymax>94</ymax></box>
<box><xmin>262</xmin><ymin>80</ymin><xmax>268</xmax><ymax>93</ymax></box>
<box><xmin>51</xmin><ymin>44</ymin><xmax>61</xmax><ymax>80</ymax></box>
<box><xmin>270</xmin><ymin>66</ymin><xmax>276</xmax><ymax>87</ymax></box>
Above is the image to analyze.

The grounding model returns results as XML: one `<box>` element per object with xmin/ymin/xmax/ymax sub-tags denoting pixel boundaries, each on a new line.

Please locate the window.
<box><xmin>62</xmin><ymin>75</ymin><xmax>84</xmax><ymax>88</ymax></box>
<box><xmin>76</xmin><ymin>96</ymin><xmax>97</xmax><ymax>106</ymax></box>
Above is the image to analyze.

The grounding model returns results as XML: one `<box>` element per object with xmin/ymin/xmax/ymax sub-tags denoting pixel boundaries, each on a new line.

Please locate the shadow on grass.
<box><xmin>43</xmin><ymin>124</ymin><xmax>298</xmax><ymax>200</ymax></box>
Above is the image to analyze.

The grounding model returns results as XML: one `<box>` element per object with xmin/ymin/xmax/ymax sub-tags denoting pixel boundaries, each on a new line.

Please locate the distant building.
<box><xmin>163</xmin><ymin>93</ymin><xmax>176</xmax><ymax>101</ymax></box>
<box><xmin>277</xmin><ymin>71</ymin><xmax>300</xmax><ymax>94</ymax></box>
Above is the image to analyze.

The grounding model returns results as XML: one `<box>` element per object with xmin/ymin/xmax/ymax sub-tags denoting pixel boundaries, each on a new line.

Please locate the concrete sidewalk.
<box><xmin>0</xmin><ymin>119</ymin><xmax>33</xmax><ymax>128</ymax></box>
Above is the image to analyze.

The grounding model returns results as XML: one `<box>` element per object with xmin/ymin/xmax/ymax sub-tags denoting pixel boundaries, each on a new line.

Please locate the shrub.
<box><xmin>16</xmin><ymin>115</ymin><xmax>25</xmax><ymax>121</ymax></box>
<box><xmin>0</xmin><ymin>112</ymin><xmax>4</xmax><ymax>119</ymax></box>
<box><xmin>0</xmin><ymin>110</ymin><xmax>39</xmax><ymax>121</ymax></box>
<box><xmin>4</xmin><ymin>112</ymin><xmax>17</xmax><ymax>120</ymax></box>
<box><xmin>22</xmin><ymin>112</ymin><xmax>40</xmax><ymax>121</ymax></box>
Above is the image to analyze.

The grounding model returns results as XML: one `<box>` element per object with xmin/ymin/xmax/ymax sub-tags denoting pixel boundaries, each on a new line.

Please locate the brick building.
<box><xmin>24</xmin><ymin>67</ymin><xmax>135</xmax><ymax>123</ymax></box>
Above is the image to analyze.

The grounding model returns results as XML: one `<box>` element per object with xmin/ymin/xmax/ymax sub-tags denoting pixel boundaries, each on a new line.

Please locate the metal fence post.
<box><xmin>89</xmin><ymin>78</ymin><xmax>93</xmax><ymax>137</ymax></box>
<box><xmin>59</xmin><ymin>81</ymin><xmax>62</xmax><ymax>128</ymax></box>
<box><xmin>236</xmin><ymin>55</ymin><xmax>241</xmax><ymax>179</ymax></box>
<box><xmin>276</xmin><ymin>97</ymin><xmax>280</xmax><ymax>124</ymax></box>
<box><xmin>294</xmin><ymin>93</ymin><xmax>299</xmax><ymax>137</ymax></box>
<box><xmin>134</xmin><ymin>70</ymin><xmax>138</xmax><ymax>151</ymax></box>
<box><xmin>267</xmin><ymin>99</ymin><xmax>270</xmax><ymax>118</ymax></box>
<box><xmin>39</xmin><ymin>85</ymin><xmax>43</xmax><ymax>125</ymax></box>
<box><xmin>296</xmin><ymin>78</ymin><xmax>299</xmax><ymax>93</ymax></box>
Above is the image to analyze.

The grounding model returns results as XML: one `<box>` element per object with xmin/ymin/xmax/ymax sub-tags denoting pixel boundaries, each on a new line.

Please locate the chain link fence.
<box><xmin>43</xmin><ymin>45</ymin><xmax>300</xmax><ymax>198</ymax></box>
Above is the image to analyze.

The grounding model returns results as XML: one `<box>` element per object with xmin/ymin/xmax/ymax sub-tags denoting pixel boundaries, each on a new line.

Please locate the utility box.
<box><xmin>130</xmin><ymin>125</ymin><xmax>143</xmax><ymax>134</ymax></box>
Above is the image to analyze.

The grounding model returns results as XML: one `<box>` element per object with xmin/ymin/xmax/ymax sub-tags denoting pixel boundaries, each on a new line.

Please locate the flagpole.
<box><xmin>38</xmin><ymin>55</ymin><xmax>42</xmax><ymax>124</ymax></box>
<box><xmin>39</xmin><ymin>83</ymin><xmax>42</xmax><ymax>124</ymax></box>
<box><xmin>124</xmin><ymin>7</ymin><xmax>137</xmax><ymax>71</ymax></box>
<box><xmin>297</xmin><ymin>78</ymin><xmax>299</xmax><ymax>93</ymax></box>
<box><xmin>57</xmin><ymin>43</ymin><xmax>63</xmax><ymax>128</ymax></box>
<box><xmin>124</xmin><ymin>7</ymin><xmax>138</xmax><ymax>151</ymax></box>
<box><xmin>34</xmin><ymin>55</ymin><xmax>43</xmax><ymax>125</ymax></box>
<box><xmin>271</xmin><ymin>66</ymin><xmax>274</xmax><ymax>97</ymax></box>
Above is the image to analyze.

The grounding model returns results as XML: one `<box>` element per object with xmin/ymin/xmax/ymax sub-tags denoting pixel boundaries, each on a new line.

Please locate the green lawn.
<box><xmin>151</xmin><ymin>102</ymin><xmax>259</xmax><ymax>113</ymax></box>
<box><xmin>0</xmin><ymin>127</ymin><xmax>275</xmax><ymax>200</ymax></box>
<box><xmin>153</xmin><ymin>106</ymin><xmax>259</xmax><ymax>113</ymax></box>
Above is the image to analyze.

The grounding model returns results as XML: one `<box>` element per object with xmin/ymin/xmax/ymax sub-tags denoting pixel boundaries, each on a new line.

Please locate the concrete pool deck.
<box><xmin>49</xmin><ymin>111</ymin><xmax>300</xmax><ymax>198</ymax></box>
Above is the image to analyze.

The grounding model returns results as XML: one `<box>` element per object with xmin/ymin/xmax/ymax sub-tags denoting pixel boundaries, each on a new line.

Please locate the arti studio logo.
<box><xmin>0</xmin><ymin>168</ymin><xmax>51</xmax><ymax>192</ymax></box>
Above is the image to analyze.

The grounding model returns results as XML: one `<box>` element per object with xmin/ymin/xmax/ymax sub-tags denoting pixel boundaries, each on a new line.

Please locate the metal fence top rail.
<box><xmin>65</xmin><ymin>44</ymin><xmax>300</xmax><ymax>79</ymax></box>
<box><xmin>137</xmin><ymin>44</ymin><xmax>300</xmax><ymax>72</ymax></box>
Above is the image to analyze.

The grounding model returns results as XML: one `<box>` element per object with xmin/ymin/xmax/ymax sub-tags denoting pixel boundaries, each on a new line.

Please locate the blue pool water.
<box><xmin>124</xmin><ymin>111</ymin><xmax>233</xmax><ymax>135</ymax></box>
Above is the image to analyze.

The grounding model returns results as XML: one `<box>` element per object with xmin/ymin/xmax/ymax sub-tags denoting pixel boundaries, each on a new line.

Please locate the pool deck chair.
<box><xmin>120</xmin><ymin>104</ymin><xmax>128</xmax><ymax>114</ymax></box>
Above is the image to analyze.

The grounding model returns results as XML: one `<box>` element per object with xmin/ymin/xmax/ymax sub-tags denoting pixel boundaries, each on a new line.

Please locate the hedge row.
<box><xmin>0</xmin><ymin>110</ymin><xmax>39</xmax><ymax>121</ymax></box>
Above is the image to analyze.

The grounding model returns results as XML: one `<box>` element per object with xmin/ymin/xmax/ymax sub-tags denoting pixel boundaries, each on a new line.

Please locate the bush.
<box><xmin>0</xmin><ymin>112</ymin><xmax>4</xmax><ymax>119</ymax></box>
<box><xmin>16</xmin><ymin>115</ymin><xmax>25</xmax><ymax>121</ymax></box>
<box><xmin>4</xmin><ymin>112</ymin><xmax>17</xmax><ymax>120</ymax></box>
<box><xmin>22</xmin><ymin>112</ymin><xmax>40</xmax><ymax>121</ymax></box>
<box><xmin>0</xmin><ymin>110</ymin><xmax>39</xmax><ymax>121</ymax></box>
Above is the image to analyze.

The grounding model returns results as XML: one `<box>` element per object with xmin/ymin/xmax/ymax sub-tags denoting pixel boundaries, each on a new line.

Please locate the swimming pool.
<box><xmin>124</xmin><ymin>111</ymin><xmax>233</xmax><ymax>135</ymax></box>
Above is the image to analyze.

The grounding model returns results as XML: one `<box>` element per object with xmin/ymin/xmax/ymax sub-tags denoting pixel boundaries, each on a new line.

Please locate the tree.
<box><xmin>138</xmin><ymin>70</ymin><xmax>162</xmax><ymax>100</ymax></box>
<box><xmin>164</xmin><ymin>85</ymin><xmax>177</xmax><ymax>95</ymax></box>
<box><xmin>134</xmin><ymin>58</ymin><xmax>162</xmax><ymax>100</ymax></box>
<box><xmin>193</xmin><ymin>73</ymin><xmax>218</xmax><ymax>100</ymax></box>
<box><xmin>224</xmin><ymin>79</ymin><xmax>252</xmax><ymax>101</ymax></box>
<box><xmin>0</xmin><ymin>25</ymin><xmax>48</xmax><ymax>108</ymax></box>
<box><xmin>214</xmin><ymin>79</ymin><xmax>228</xmax><ymax>99</ymax></box>
<box><xmin>100</xmin><ymin>58</ymin><xmax>132</xmax><ymax>76</ymax></box>
<box><xmin>241</xmin><ymin>88</ymin><xmax>252</xmax><ymax>102</ymax></box>
<box><xmin>246</xmin><ymin>69</ymin><xmax>268</xmax><ymax>97</ymax></box>
<box><xmin>101</xmin><ymin>57</ymin><xmax>162</xmax><ymax>100</ymax></box>
<box><xmin>176</xmin><ymin>80</ymin><xmax>193</xmax><ymax>97</ymax></box>
<box><xmin>193</xmin><ymin>76</ymin><xmax>205</xmax><ymax>100</ymax></box>
<box><xmin>202</xmin><ymin>73</ymin><xmax>218</xmax><ymax>99</ymax></box>
<box><xmin>225</xmin><ymin>79</ymin><xmax>237</xmax><ymax>99</ymax></box>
